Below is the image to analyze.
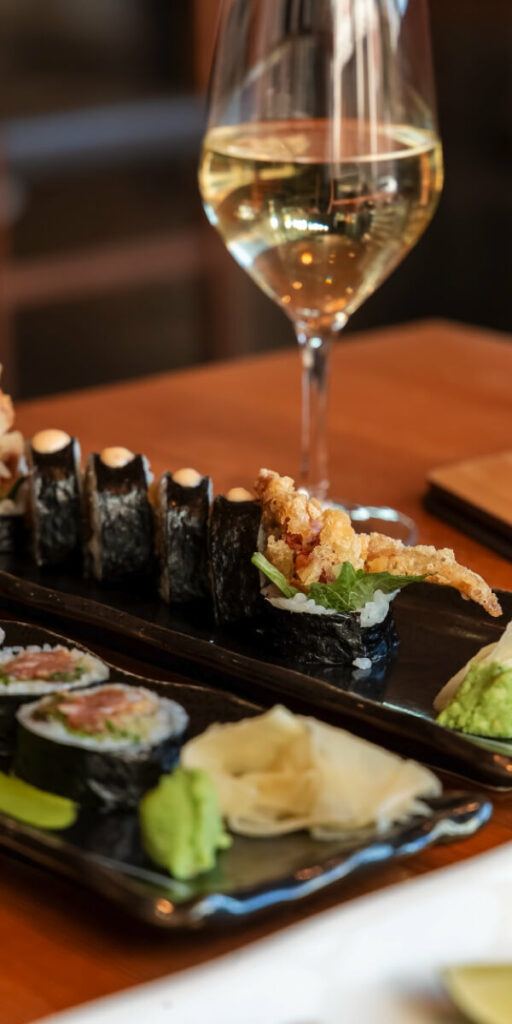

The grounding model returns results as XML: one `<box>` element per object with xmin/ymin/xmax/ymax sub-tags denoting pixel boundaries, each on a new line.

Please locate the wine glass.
<box><xmin>199</xmin><ymin>0</ymin><xmax>443</xmax><ymax>536</ymax></box>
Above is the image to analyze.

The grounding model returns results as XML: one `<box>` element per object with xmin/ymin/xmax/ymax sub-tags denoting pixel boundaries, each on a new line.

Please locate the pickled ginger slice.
<box><xmin>181</xmin><ymin>706</ymin><xmax>441</xmax><ymax>839</ymax></box>
<box><xmin>434</xmin><ymin>620</ymin><xmax>512</xmax><ymax>713</ymax></box>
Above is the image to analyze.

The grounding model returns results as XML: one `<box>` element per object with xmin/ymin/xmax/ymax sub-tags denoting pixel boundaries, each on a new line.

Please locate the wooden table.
<box><xmin>2</xmin><ymin>319</ymin><xmax>512</xmax><ymax>1023</ymax></box>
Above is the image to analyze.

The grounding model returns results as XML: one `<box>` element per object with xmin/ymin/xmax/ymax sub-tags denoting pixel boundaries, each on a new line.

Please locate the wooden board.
<box><xmin>426</xmin><ymin>451</ymin><xmax>512</xmax><ymax>560</ymax></box>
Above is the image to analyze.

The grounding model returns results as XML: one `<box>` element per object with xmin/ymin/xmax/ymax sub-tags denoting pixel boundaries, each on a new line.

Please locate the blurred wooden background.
<box><xmin>0</xmin><ymin>0</ymin><xmax>510</xmax><ymax>400</ymax></box>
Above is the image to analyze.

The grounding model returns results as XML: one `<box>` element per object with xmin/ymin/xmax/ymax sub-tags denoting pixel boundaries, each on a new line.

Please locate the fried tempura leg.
<box><xmin>364</xmin><ymin>533</ymin><xmax>502</xmax><ymax>618</ymax></box>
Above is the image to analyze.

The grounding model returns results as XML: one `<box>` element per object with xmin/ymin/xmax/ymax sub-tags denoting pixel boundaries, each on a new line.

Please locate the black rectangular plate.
<box><xmin>0</xmin><ymin>620</ymin><xmax>492</xmax><ymax>930</ymax></box>
<box><xmin>0</xmin><ymin>553</ymin><xmax>510</xmax><ymax>786</ymax></box>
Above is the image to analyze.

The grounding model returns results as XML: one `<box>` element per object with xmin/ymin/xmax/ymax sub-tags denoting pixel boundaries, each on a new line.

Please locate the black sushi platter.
<box><xmin>0</xmin><ymin>620</ymin><xmax>492</xmax><ymax>930</ymax></box>
<box><xmin>0</xmin><ymin>552</ymin><xmax>511</xmax><ymax>788</ymax></box>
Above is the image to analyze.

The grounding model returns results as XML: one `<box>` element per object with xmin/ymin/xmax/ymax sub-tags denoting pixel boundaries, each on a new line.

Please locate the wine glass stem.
<box><xmin>298</xmin><ymin>329</ymin><xmax>331</xmax><ymax>502</ymax></box>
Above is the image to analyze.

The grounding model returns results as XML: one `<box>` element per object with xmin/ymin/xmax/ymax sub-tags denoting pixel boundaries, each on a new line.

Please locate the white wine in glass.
<box><xmin>199</xmin><ymin>0</ymin><xmax>443</xmax><ymax>532</ymax></box>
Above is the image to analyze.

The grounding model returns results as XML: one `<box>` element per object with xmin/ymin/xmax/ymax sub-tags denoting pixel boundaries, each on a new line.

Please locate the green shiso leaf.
<box><xmin>0</xmin><ymin>672</ymin><xmax>9</xmax><ymax>686</ymax></box>
<box><xmin>139</xmin><ymin>766</ymin><xmax>232</xmax><ymax>881</ymax></box>
<box><xmin>252</xmin><ymin>552</ymin><xmax>426</xmax><ymax>613</ymax></box>
<box><xmin>308</xmin><ymin>562</ymin><xmax>427</xmax><ymax>613</ymax></box>
<box><xmin>251</xmin><ymin>552</ymin><xmax>299</xmax><ymax>599</ymax></box>
<box><xmin>0</xmin><ymin>773</ymin><xmax>77</xmax><ymax>830</ymax></box>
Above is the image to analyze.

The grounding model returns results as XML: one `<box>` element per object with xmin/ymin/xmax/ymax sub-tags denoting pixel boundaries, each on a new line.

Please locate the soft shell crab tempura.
<box><xmin>255</xmin><ymin>469</ymin><xmax>502</xmax><ymax>618</ymax></box>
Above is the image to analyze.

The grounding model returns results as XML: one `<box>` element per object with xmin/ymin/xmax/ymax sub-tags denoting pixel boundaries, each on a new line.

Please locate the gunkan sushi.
<box><xmin>209</xmin><ymin>488</ymin><xmax>262</xmax><ymax>625</ymax></box>
<box><xmin>156</xmin><ymin>468</ymin><xmax>212</xmax><ymax>603</ymax></box>
<box><xmin>0</xmin><ymin>644</ymin><xmax>108</xmax><ymax>762</ymax></box>
<box><xmin>14</xmin><ymin>683</ymin><xmax>188</xmax><ymax>809</ymax></box>
<box><xmin>27</xmin><ymin>429</ymin><xmax>82</xmax><ymax>566</ymax></box>
<box><xmin>83</xmin><ymin>447</ymin><xmax>154</xmax><ymax>583</ymax></box>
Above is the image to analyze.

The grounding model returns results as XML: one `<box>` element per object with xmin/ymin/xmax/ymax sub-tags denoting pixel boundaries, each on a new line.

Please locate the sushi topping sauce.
<box><xmin>100</xmin><ymin>446</ymin><xmax>135</xmax><ymax>468</ymax></box>
<box><xmin>32</xmin><ymin>429</ymin><xmax>71</xmax><ymax>454</ymax></box>
<box><xmin>172</xmin><ymin>468</ymin><xmax>202</xmax><ymax>488</ymax></box>
<box><xmin>0</xmin><ymin>648</ymin><xmax>84</xmax><ymax>683</ymax></box>
<box><xmin>37</xmin><ymin>685</ymin><xmax>158</xmax><ymax>743</ymax></box>
<box><xmin>226</xmin><ymin>487</ymin><xmax>254</xmax><ymax>502</ymax></box>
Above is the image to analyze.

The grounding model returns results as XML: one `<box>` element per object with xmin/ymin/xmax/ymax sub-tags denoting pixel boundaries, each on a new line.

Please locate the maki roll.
<box><xmin>253</xmin><ymin>468</ymin><xmax>502</xmax><ymax>666</ymax></box>
<box><xmin>0</xmin><ymin>379</ymin><xmax>28</xmax><ymax>554</ymax></box>
<box><xmin>252</xmin><ymin>469</ymin><xmax>413</xmax><ymax>667</ymax></box>
<box><xmin>83</xmin><ymin>447</ymin><xmax>154</xmax><ymax>583</ymax></box>
<box><xmin>0</xmin><ymin>644</ymin><xmax>108</xmax><ymax>762</ymax></box>
<box><xmin>156</xmin><ymin>468</ymin><xmax>212</xmax><ymax>603</ymax></box>
<box><xmin>27</xmin><ymin>429</ymin><xmax>82</xmax><ymax>566</ymax></box>
<box><xmin>260</xmin><ymin>592</ymin><xmax>399</xmax><ymax>665</ymax></box>
<box><xmin>14</xmin><ymin>683</ymin><xmax>188</xmax><ymax>810</ymax></box>
<box><xmin>0</xmin><ymin>491</ymin><xmax>26</xmax><ymax>555</ymax></box>
<box><xmin>209</xmin><ymin>488</ymin><xmax>262</xmax><ymax>625</ymax></box>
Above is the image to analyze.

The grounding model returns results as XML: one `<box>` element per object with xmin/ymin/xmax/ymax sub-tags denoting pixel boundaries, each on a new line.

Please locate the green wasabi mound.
<box><xmin>437</xmin><ymin>662</ymin><xmax>512</xmax><ymax>737</ymax></box>
<box><xmin>139</xmin><ymin>766</ymin><xmax>232</xmax><ymax>881</ymax></box>
<box><xmin>0</xmin><ymin>773</ymin><xmax>77</xmax><ymax>830</ymax></box>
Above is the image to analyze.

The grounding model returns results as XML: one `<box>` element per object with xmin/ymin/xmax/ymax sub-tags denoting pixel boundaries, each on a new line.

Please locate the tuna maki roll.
<box><xmin>0</xmin><ymin>644</ymin><xmax>108</xmax><ymax>762</ymax></box>
<box><xmin>27</xmin><ymin>429</ymin><xmax>82</xmax><ymax>566</ymax></box>
<box><xmin>83</xmin><ymin>447</ymin><xmax>154</xmax><ymax>583</ymax></box>
<box><xmin>15</xmin><ymin>683</ymin><xmax>188</xmax><ymax>810</ymax></box>
<box><xmin>209</xmin><ymin>488</ymin><xmax>262</xmax><ymax>625</ymax></box>
<box><xmin>156</xmin><ymin>468</ymin><xmax>212</xmax><ymax>603</ymax></box>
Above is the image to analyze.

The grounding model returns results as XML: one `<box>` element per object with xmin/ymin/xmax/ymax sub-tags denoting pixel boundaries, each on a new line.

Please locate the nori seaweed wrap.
<box><xmin>209</xmin><ymin>490</ymin><xmax>262</xmax><ymax>625</ymax></box>
<box><xmin>14</xmin><ymin>683</ymin><xmax>189</xmax><ymax>810</ymax></box>
<box><xmin>260</xmin><ymin>600</ymin><xmax>399</xmax><ymax>666</ymax></box>
<box><xmin>0</xmin><ymin>501</ymin><xmax>26</xmax><ymax>555</ymax></box>
<box><xmin>156</xmin><ymin>469</ymin><xmax>212</xmax><ymax>603</ymax></box>
<box><xmin>83</xmin><ymin>448</ymin><xmax>154</xmax><ymax>583</ymax></box>
<box><xmin>27</xmin><ymin>430</ymin><xmax>82</xmax><ymax>566</ymax></box>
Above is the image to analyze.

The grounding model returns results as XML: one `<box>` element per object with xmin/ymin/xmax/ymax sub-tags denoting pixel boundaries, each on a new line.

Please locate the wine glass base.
<box><xmin>328</xmin><ymin>499</ymin><xmax>418</xmax><ymax>545</ymax></box>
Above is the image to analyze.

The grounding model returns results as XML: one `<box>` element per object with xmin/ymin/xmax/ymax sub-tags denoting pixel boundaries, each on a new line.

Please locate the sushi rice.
<box><xmin>266</xmin><ymin>588</ymin><xmax>398</xmax><ymax>627</ymax></box>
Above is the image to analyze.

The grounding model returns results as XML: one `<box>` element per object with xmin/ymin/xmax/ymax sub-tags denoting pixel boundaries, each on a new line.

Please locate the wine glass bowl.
<box><xmin>199</xmin><ymin>0</ymin><xmax>443</xmax><ymax>522</ymax></box>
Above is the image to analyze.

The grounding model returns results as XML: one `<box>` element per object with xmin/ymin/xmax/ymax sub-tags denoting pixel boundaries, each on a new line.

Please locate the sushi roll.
<box><xmin>83</xmin><ymin>447</ymin><xmax>154</xmax><ymax>583</ymax></box>
<box><xmin>261</xmin><ymin>596</ymin><xmax>399</xmax><ymax>666</ymax></box>
<box><xmin>27</xmin><ymin>429</ymin><xmax>82</xmax><ymax>566</ymax></box>
<box><xmin>0</xmin><ymin>382</ymin><xmax>28</xmax><ymax>554</ymax></box>
<box><xmin>209</xmin><ymin>488</ymin><xmax>262</xmax><ymax>625</ymax></box>
<box><xmin>0</xmin><ymin>644</ymin><xmax>108</xmax><ymax>762</ymax></box>
<box><xmin>14</xmin><ymin>683</ymin><xmax>189</xmax><ymax>810</ymax></box>
<box><xmin>0</xmin><ymin>482</ymin><xmax>27</xmax><ymax>555</ymax></box>
<box><xmin>156</xmin><ymin>468</ymin><xmax>212</xmax><ymax>603</ymax></box>
<box><xmin>252</xmin><ymin>468</ymin><xmax>406</xmax><ymax>667</ymax></box>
